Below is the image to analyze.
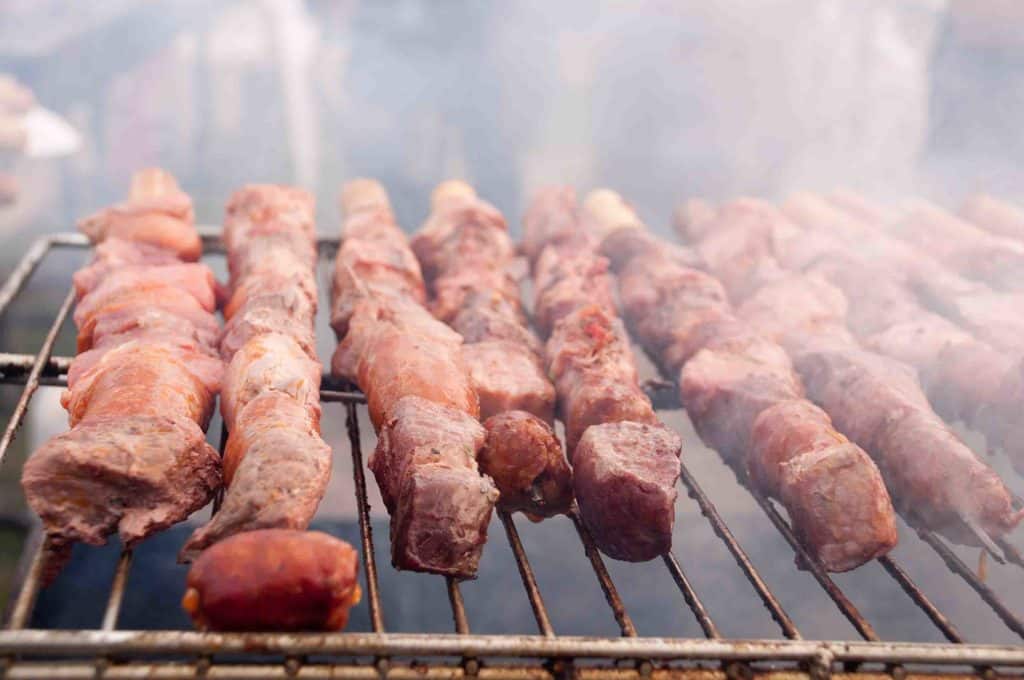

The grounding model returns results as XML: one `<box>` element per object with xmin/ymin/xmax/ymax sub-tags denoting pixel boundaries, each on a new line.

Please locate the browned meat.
<box><xmin>962</xmin><ymin>194</ymin><xmax>1024</xmax><ymax>243</ymax></box>
<box><xmin>521</xmin><ymin>186</ymin><xmax>598</xmax><ymax>264</ymax></box>
<box><xmin>76</xmin><ymin>290</ymin><xmax>221</xmax><ymax>354</ymax></box>
<box><xmin>525</xmin><ymin>187</ymin><xmax>683</xmax><ymax>561</ymax></box>
<box><xmin>77</xmin><ymin>172</ymin><xmax>200</xmax><ymax>260</ymax></box>
<box><xmin>463</xmin><ymin>340</ymin><xmax>555</xmax><ymax>422</ymax></box>
<box><xmin>480</xmin><ymin>411</ymin><xmax>572</xmax><ymax>518</ymax></box>
<box><xmin>680</xmin><ymin>330</ymin><xmax>804</xmax><ymax>460</ymax></box>
<box><xmin>182</xmin><ymin>184</ymin><xmax>331</xmax><ymax>561</ymax></box>
<box><xmin>794</xmin><ymin>344</ymin><xmax>1023</xmax><ymax>543</ymax></box>
<box><xmin>358</xmin><ymin>326</ymin><xmax>479</xmax><ymax>430</ymax></box>
<box><xmin>749</xmin><ymin>400</ymin><xmax>897</xmax><ymax>571</ymax></box>
<box><xmin>72</xmin><ymin>238</ymin><xmax>183</xmax><ymax>296</ymax></box>
<box><xmin>73</xmin><ymin>265</ymin><xmax>217</xmax><ymax>335</ymax></box>
<box><xmin>890</xmin><ymin>200</ymin><xmax>1024</xmax><ymax>292</ymax></box>
<box><xmin>769</xmin><ymin>194</ymin><xmax>1024</xmax><ymax>475</ymax></box>
<box><xmin>370</xmin><ymin>396</ymin><xmax>497</xmax><ymax>577</ymax></box>
<box><xmin>219</xmin><ymin>332</ymin><xmax>321</xmax><ymax>431</ymax></box>
<box><xmin>587</xmin><ymin>189</ymin><xmax>897</xmax><ymax>571</ymax></box>
<box><xmin>413</xmin><ymin>181</ymin><xmax>572</xmax><ymax>521</ymax></box>
<box><xmin>219</xmin><ymin>288</ymin><xmax>317</xmax><ymax>361</ymax></box>
<box><xmin>62</xmin><ymin>343</ymin><xmax>216</xmax><ymax>430</ymax></box>
<box><xmin>532</xmin><ymin>249</ymin><xmax>617</xmax><ymax>337</ymax></box>
<box><xmin>23</xmin><ymin>414</ymin><xmax>219</xmax><ymax>551</ymax></box>
<box><xmin>179</xmin><ymin>415</ymin><xmax>330</xmax><ymax>561</ymax></box>
<box><xmin>546</xmin><ymin>304</ymin><xmax>659</xmax><ymax>454</ymax></box>
<box><xmin>332</xmin><ymin>180</ymin><xmax>497</xmax><ymax>576</ymax></box>
<box><xmin>573</xmin><ymin>422</ymin><xmax>681</xmax><ymax>562</ymax></box>
<box><xmin>450</xmin><ymin>294</ymin><xmax>543</xmax><ymax>354</ymax></box>
<box><xmin>331</xmin><ymin>208</ymin><xmax>426</xmax><ymax>337</ymax></box>
<box><xmin>22</xmin><ymin>170</ymin><xmax>223</xmax><ymax>574</ymax></box>
<box><xmin>612</xmin><ymin>239</ymin><xmax>732</xmax><ymax>374</ymax></box>
<box><xmin>183</xmin><ymin>529</ymin><xmax>361</xmax><ymax>631</ymax></box>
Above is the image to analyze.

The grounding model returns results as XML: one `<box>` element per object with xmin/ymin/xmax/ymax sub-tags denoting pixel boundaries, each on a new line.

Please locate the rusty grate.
<box><xmin>0</xmin><ymin>229</ymin><xmax>1021</xmax><ymax>679</ymax></box>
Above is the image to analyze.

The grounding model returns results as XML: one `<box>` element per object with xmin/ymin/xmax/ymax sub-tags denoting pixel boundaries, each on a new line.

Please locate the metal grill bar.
<box><xmin>876</xmin><ymin>555</ymin><xmax>962</xmax><ymax>643</ymax></box>
<box><xmin>0</xmin><ymin>287</ymin><xmax>75</xmax><ymax>466</ymax></box>
<box><xmin>675</xmin><ymin>463</ymin><xmax>801</xmax><ymax>640</ymax></box>
<box><xmin>917</xmin><ymin>531</ymin><xmax>1024</xmax><ymax>639</ymax></box>
<box><xmin>447</xmin><ymin>578</ymin><xmax>471</xmax><ymax>635</ymax></box>
<box><xmin>568</xmin><ymin>507</ymin><xmax>638</xmax><ymax>637</ymax></box>
<box><xmin>661</xmin><ymin>552</ymin><xmax>719</xmax><ymax>639</ymax></box>
<box><xmin>498</xmin><ymin>512</ymin><xmax>555</xmax><ymax>637</ymax></box>
<box><xmin>4</xmin><ymin>631</ymin><xmax>1024</xmax><ymax>665</ymax></box>
<box><xmin>749</xmin><ymin>491</ymin><xmax>877</xmax><ymax>641</ymax></box>
<box><xmin>100</xmin><ymin>551</ymin><xmax>133</xmax><ymax>631</ymax></box>
<box><xmin>343</xmin><ymin>401</ymin><xmax>385</xmax><ymax>633</ymax></box>
<box><xmin>5</xmin><ymin>534</ymin><xmax>47</xmax><ymax>630</ymax></box>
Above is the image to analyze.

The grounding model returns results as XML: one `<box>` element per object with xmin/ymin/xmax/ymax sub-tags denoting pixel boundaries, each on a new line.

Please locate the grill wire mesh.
<box><xmin>0</xmin><ymin>229</ymin><xmax>1021</xmax><ymax>679</ymax></box>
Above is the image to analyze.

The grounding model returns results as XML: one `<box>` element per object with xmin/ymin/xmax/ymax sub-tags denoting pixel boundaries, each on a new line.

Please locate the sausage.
<box><xmin>182</xmin><ymin>529</ymin><xmax>361</xmax><ymax>631</ymax></box>
<box><xmin>480</xmin><ymin>411</ymin><xmax>572</xmax><ymax>519</ymax></box>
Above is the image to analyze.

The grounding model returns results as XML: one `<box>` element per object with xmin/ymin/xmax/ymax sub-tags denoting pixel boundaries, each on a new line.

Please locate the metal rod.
<box><xmin>5</xmin><ymin>537</ymin><xmax>48</xmax><ymax>630</ymax></box>
<box><xmin>960</xmin><ymin>515</ymin><xmax>1005</xmax><ymax>565</ymax></box>
<box><xmin>675</xmin><ymin>463</ymin><xmax>801</xmax><ymax>640</ymax></box>
<box><xmin>661</xmin><ymin>552</ymin><xmax>720</xmax><ymax>639</ymax></box>
<box><xmin>100</xmin><ymin>550</ymin><xmax>133</xmax><ymax>631</ymax></box>
<box><xmin>447</xmin><ymin>578</ymin><xmax>471</xmax><ymax>636</ymax></box>
<box><xmin>567</xmin><ymin>506</ymin><xmax>637</xmax><ymax>638</ymax></box>
<box><xmin>0</xmin><ymin>287</ymin><xmax>75</xmax><ymax>465</ymax></box>
<box><xmin>498</xmin><ymin>511</ymin><xmax>555</xmax><ymax>638</ymax></box>
<box><xmin>876</xmin><ymin>555</ymin><xmax>962</xmax><ymax>643</ymax></box>
<box><xmin>0</xmin><ymin>238</ymin><xmax>56</xmax><ymax>320</ymax></box>
<box><xmin>994</xmin><ymin>537</ymin><xmax>1024</xmax><ymax>570</ymax></box>
<box><xmin>5</xmin><ymin>631</ymin><xmax>1024</xmax><ymax>665</ymax></box>
<box><xmin>211</xmin><ymin>422</ymin><xmax>228</xmax><ymax>515</ymax></box>
<box><xmin>321</xmin><ymin>389</ymin><xmax>368</xmax><ymax>404</ymax></box>
<box><xmin>917</xmin><ymin>530</ymin><xmax>1024</xmax><ymax>639</ymax></box>
<box><xmin>344</xmin><ymin>401</ymin><xmax>384</xmax><ymax>633</ymax></box>
<box><xmin>749</xmin><ymin>490</ymin><xmax>878</xmax><ymax>641</ymax></box>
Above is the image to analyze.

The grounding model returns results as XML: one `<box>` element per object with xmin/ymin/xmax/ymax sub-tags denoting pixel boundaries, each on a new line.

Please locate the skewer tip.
<box><xmin>430</xmin><ymin>180</ymin><xmax>476</xmax><ymax>211</ymax></box>
<box><xmin>340</xmin><ymin>178</ymin><xmax>390</xmax><ymax>216</ymax></box>
<box><xmin>582</xmin><ymin>188</ymin><xmax>642</xmax><ymax>239</ymax></box>
<box><xmin>129</xmin><ymin>168</ymin><xmax>179</xmax><ymax>200</ymax></box>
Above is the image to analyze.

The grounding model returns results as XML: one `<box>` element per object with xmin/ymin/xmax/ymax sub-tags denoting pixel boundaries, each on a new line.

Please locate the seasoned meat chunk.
<box><xmin>480</xmin><ymin>411</ymin><xmax>572</xmax><ymax>518</ymax></box>
<box><xmin>573</xmin><ymin>422</ymin><xmax>681</xmax><ymax>562</ymax></box>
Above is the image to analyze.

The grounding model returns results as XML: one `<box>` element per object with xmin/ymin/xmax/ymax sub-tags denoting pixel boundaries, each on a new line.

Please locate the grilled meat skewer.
<box><xmin>22</xmin><ymin>169</ymin><xmax>223</xmax><ymax>580</ymax></box>
<box><xmin>585</xmin><ymin>190</ymin><xmax>897</xmax><ymax>572</ymax></box>
<box><xmin>332</xmin><ymin>179</ymin><xmax>497</xmax><ymax>578</ymax></box>
<box><xmin>523</xmin><ymin>187</ymin><xmax>682</xmax><ymax>562</ymax></box>
<box><xmin>412</xmin><ymin>181</ymin><xmax>571</xmax><ymax>519</ymax></box>
<box><xmin>675</xmin><ymin>199</ymin><xmax>1023</xmax><ymax>546</ymax></box>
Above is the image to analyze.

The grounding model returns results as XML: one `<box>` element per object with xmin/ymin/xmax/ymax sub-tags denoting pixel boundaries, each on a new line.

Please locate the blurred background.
<box><xmin>1</xmin><ymin>0</ymin><xmax>1023</xmax><ymax>641</ymax></box>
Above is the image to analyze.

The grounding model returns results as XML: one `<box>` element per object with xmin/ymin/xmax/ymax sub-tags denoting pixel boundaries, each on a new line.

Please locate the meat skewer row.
<box><xmin>845</xmin><ymin>193</ymin><xmax>1024</xmax><ymax>294</ymax></box>
<box><xmin>180</xmin><ymin>185</ymin><xmax>358</xmax><ymax>632</ymax></box>
<box><xmin>180</xmin><ymin>186</ymin><xmax>332</xmax><ymax>558</ymax></box>
<box><xmin>522</xmin><ymin>187</ymin><xmax>682</xmax><ymax>562</ymax></box>
<box><xmin>674</xmin><ymin>198</ymin><xmax>1023</xmax><ymax>548</ymax></box>
<box><xmin>779</xmin><ymin>193</ymin><xmax>1024</xmax><ymax>475</ymax></box>
<box><xmin>786</xmin><ymin>192</ymin><xmax>1024</xmax><ymax>361</ymax></box>
<box><xmin>332</xmin><ymin>179</ymin><xmax>497</xmax><ymax>578</ymax></box>
<box><xmin>412</xmin><ymin>180</ymin><xmax>571</xmax><ymax>519</ymax></box>
<box><xmin>584</xmin><ymin>189</ymin><xmax>897</xmax><ymax>572</ymax></box>
<box><xmin>22</xmin><ymin>169</ymin><xmax>223</xmax><ymax>580</ymax></box>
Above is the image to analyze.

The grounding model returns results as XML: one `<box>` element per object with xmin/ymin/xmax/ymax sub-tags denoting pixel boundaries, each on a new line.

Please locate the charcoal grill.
<box><xmin>0</xmin><ymin>229</ymin><xmax>1022</xmax><ymax>680</ymax></box>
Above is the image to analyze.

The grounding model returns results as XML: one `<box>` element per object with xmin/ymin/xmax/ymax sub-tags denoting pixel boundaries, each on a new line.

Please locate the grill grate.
<box><xmin>0</xmin><ymin>229</ymin><xmax>1022</xmax><ymax>679</ymax></box>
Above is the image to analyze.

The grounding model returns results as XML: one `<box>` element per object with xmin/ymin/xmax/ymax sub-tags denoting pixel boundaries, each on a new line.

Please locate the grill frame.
<box><xmin>0</xmin><ymin>229</ymin><xmax>1021</xmax><ymax>679</ymax></box>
